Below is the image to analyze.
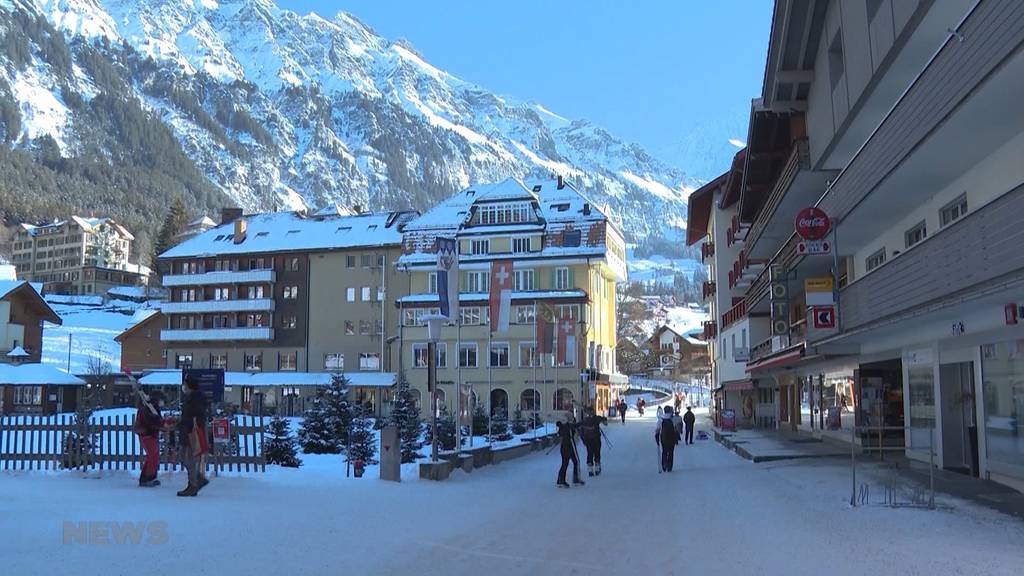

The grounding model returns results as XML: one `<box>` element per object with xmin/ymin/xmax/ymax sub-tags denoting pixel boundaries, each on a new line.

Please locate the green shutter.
<box><xmin>567</xmin><ymin>268</ymin><xmax>575</xmax><ymax>289</ymax></box>
<box><xmin>549</xmin><ymin>269</ymin><xmax>556</xmax><ymax>290</ymax></box>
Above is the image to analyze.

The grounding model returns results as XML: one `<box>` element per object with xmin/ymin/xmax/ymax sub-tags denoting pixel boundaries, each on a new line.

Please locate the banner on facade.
<box><xmin>489</xmin><ymin>260</ymin><xmax>513</xmax><ymax>333</ymax></box>
<box><xmin>536</xmin><ymin>302</ymin><xmax>556</xmax><ymax>354</ymax></box>
<box><xmin>556</xmin><ymin>315</ymin><xmax>576</xmax><ymax>366</ymax></box>
<box><xmin>436</xmin><ymin>237</ymin><xmax>459</xmax><ymax>321</ymax></box>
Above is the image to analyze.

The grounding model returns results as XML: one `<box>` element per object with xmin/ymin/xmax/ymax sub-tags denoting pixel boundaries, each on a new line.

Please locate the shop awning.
<box><xmin>746</xmin><ymin>345</ymin><xmax>804</xmax><ymax>372</ymax></box>
<box><xmin>722</xmin><ymin>379</ymin><xmax>755</xmax><ymax>391</ymax></box>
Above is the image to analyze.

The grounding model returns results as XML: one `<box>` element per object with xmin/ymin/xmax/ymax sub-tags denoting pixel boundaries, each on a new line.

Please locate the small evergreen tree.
<box><xmin>263</xmin><ymin>415</ymin><xmax>301</xmax><ymax>467</ymax></box>
<box><xmin>488</xmin><ymin>409</ymin><xmax>512</xmax><ymax>441</ymax></box>
<box><xmin>425</xmin><ymin>404</ymin><xmax>458</xmax><ymax>451</ymax></box>
<box><xmin>347</xmin><ymin>406</ymin><xmax>377</xmax><ymax>465</ymax></box>
<box><xmin>510</xmin><ymin>404</ymin><xmax>528</xmax><ymax>435</ymax></box>
<box><xmin>298</xmin><ymin>374</ymin><xmax>353</xmax><ymax>454</ymax></box>
<box><xmin>152</xmin><ymin>197</ymin><xmax>190</xmax><ymax>269</ymax></box>
<box><xmin>388</xmin><ymin>381</ymin><xmax>423</xmax><ymax>463</ymax></box>
<box><xmin>471</xmin><ymin>404</ymin><xmax>488</xmax><ymax>437</ymax></box>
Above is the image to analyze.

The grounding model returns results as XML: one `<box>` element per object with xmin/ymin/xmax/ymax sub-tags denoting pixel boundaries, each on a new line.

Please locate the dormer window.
<box><xmin>477</xmin><ymin>202</ymin><xmax>531</xmax><ymax>225</ymax></box>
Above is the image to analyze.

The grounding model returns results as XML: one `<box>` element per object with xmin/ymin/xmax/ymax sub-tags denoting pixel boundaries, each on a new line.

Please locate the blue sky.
<box><xmin>277</xmin><ymin>1</ymin><xmax>771</xmax><ymax>164</ymax></box>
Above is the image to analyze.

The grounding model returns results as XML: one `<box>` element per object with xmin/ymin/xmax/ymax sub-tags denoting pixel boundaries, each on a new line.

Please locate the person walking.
<box><xmin>617</xmin><ymin>399</ymin><xmax>627</xmax><ymax>424</ymax></box>
<box><xmin>671</xmin><ymin>407</ymin><xmax>684</xmax><ymax>438</ymax></box>
<box><xmin>637</xmin><ymin>397</ymin><xmax>646</xmax><ymax>417</ymax></box>
<box><xmin>555</xmin><ymin>418</ymin><xmax>585</xmax><ymax>487</ymax></box>
<box><xmin>683</xmin><ymin>406</ymin><xmax>696</xmax><ymax>445</ymax></box>
<box><xmin>177</xmin><ymin>377</ymin><xmax>210</xmax><ymax>497</ymax></box>
<box><xmin>579</xmin><ymin>408</ymin><xmax>608</xmax><ymax>477</ymax></box>
<box><xmin>655</xmin><ymin>406</ymin><xmax>680</xmax><ymax>472</ymax></box>
<box><xmin>134</xmin><ymin>390</ymin><xmax>165</xmax><ymax>487</ymax></box>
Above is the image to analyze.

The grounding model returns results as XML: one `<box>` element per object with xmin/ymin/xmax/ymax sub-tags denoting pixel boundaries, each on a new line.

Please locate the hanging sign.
<box><xmin>795</xmin><ymin>207</ymin><xmax>832</xmax><ymax>240</ymax></box>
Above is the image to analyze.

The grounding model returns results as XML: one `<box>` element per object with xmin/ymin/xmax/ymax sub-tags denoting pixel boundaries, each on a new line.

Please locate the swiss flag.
<box><xmin>556</xmin><ymin>315</ymin><xmax>576</xmax><ymax>366</ymax></box>
<box><xmin>489</xmin><ymin>260</ymin><xmax>513</xmax><ymax>333</ymax></box>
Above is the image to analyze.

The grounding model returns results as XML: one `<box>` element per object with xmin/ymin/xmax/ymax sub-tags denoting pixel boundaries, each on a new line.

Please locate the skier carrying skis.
<box><xmin>177</xmin><ymin>376</ymin><xmax>210</xmax><ymax>497</ymax></box>
<box><xmin>555</xmin><ymin>418</ymin><xmax>585</xmax><ymax>487</ymax></box>
<box><xmin>655</xmin><ymin>406</ymin><xmax>680</xmax><ymax>472</ymax></box>
<box><xmin>579</xmin><ymin>408</ymin><xmax>608</xmax><ymax>477</ymax></box>
<box><xmin>683</xmin><ymin>406</ymin><xmax>696</xmax><ymax>445</ymax></box>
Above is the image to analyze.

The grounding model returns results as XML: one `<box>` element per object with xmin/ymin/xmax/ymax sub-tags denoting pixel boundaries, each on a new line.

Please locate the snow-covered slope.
<box><xmin>3</xmin><ymin>0</ymin><xmax>696</xmax><ymax>242</ymax></box>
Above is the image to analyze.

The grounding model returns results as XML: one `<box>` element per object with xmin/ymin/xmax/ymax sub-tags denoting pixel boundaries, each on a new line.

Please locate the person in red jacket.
<box><xmin>134</xmin><ymin>391</ymin><xmax>165</xmax><ymax>487</ymax></box>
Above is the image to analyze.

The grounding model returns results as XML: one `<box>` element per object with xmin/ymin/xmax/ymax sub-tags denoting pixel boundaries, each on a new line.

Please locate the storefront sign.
<box><xmin>721</xmin><ymin>409</ymin><xmax>737</xmax><ymax>431</ymax></box>
<box><xmin>770</xmin><ymin>264</ymin><xmax>789</xmax><ymax>336</ymax></box>
<box><xmin>733</xmin><ymin>347</ymin><xmax>750</xmax><ymax>362</ymax></box>
<box><xmin>211</xmin><ymin>417</ymin><xmax>230</xmax><ymax>445</ymax></box>
<box><xmin>795</xmin><ymin>207</ymin><xmax>832</xmax><ymax>240</ymax></box>
<box><xmin>797</xmin><ymin>240</ymin><xmax>832</xmax><ymax>256</ymax></box>
<box><xmin>812</xmin><ymin>306</ymin><xmax>836</xmax><ymax>329</ymax></box>
<box><xmin>826</xmin><ymin>407</ymin><xmax>841</xmax><ymax>430</ymax></box>
<box><xmin>184</xmin><ymin>369</ymin><xmax>225</xmax><ymax>403</ymax></box>
<box><xmin>805</xmin><ymin>277</ymin><xmax>835</xmax><ymax>306</ymax></box>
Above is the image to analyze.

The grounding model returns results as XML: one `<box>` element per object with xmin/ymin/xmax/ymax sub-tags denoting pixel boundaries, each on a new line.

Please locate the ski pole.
<box><xmin>600</xmin><ymin>427</ymin><xmax>614</xmax><ymax>448</ymax></box>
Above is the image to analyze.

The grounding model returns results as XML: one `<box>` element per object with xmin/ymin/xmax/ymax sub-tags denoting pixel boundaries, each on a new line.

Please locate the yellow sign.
<box><xmin>805</xmin><ymin>277</ymin><xmax>834</xmax><ymax>293</ymax></box>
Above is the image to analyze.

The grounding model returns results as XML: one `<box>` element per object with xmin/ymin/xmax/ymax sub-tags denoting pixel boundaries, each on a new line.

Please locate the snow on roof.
<box><xmin>139</xmin><ymin>370</ymin><xmax>396</xmax><ymax>388</ymax></box>
<box><xmin>160</xmin><ymin>211</ymin><xmax>415</xmax><ymax>258</ymax></box>
<box><xmin>397</xmin><ymin>290</ymin><xmax>586</xmax><ymax>304</ymax></box>
<box><xmin>21</xmin><ymin>216</ymin><xmax>134</xmax><ymax>240</ymax></box>
<box><xmin>0</xmin><ymin>363</ymin><xmax>86</xmax><ymax>386</ymax></box>
<box><xmin>0</xmin><ymin>280</ymin><xmax>26</xmax><ymax>300</ymax></box>
<box><xmin>527</xmin><ymin>178</ymin><xmax>608</xmax><ymax>225</ymax></box>
<box><xmin>127</xmin><ymin>308</ymin><xmax>159</xmax><ymax>327</ymax></box>
<box><xmin>7</xmin><ymin>346</ymin><xmax>29</xmax><ymax>357</ymax></box>
<box><xmin>188</xmin><ymin>216</ymin><xmax>217</xmax><ymax>227</ymax></box>
<box><xmin>404</xmin><ymin>177</ymin><xmax>534</xmax><ymax>232</ymax></box>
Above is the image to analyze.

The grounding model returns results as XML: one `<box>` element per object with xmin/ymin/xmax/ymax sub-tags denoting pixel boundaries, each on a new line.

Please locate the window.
<box><xmin>181</xmin><ymin>288</ymin><xmax>197</xmax><ymax>302</ymax></box>
<box><xmin>359</xmin><ymin>320</ymin><xmax>371</xmax><ymax>335</ymax></box>
<box><xmin>553</xmin><ymin>388</ymin><xmax>574</xmax><ymax>411</ymax></box>
<box><xmin>515</xmin><ymin>305</ymin><xmax>535</xmax><ymax>324</ymax></box>
<box><xmin>940</xmin><ymin>194</ymin><xmax>968</xmax><ymax>227</ymax></box>
<box><xmin>247</xmin><ymin>286</ymin><xmax>265</xmax><ymax>299</ymax></box>
<box><xmin>284</xmin><ymin>257</ymin><xmax>300</xmax><ymax>271</ymax></box>
<box><xmin>460</xmin><ymin>307</ymin><xmax>483</xmax><ymax>326</ymax></box>
<box><xmin>376</xmin><ymin>287</ymin><xmax>385</xmax><ymax>301</ymax></box>
<box><xmin>283</xmin><ymin>286</ymin><xmax>298</xmax><ymax>299</ymax></box>
<box><xmin>345</xmin><ymin>321</ymin><xmax>355</xmax><ymax>335</ymax></box>
<box><xmin>981</xmin><ymin>340</ymin><xmax>1024</xmax><ymax>470</ymax></box>
<box><xmin>520</xmin><ymin>389</ymin><xmax>540</xmax><ymax>411</ymax></box>
<box><xmin>513</xmin><ymin>269</ymin><xmax>535</xmax><ymax>291</ymax></box>
<box><xmin>866</xmin><ymin>248</ymin><xmax>886</xmax><ymax>272</ymax></box>
<box><xmin>346</xmin><ymin>287</ymin><xmax>356</xmax><ymax>302</ymax></box>
<box><xmin>905</xmin><ymin>221</ymin><xmax>927</xmax><ymax>248</ymax></box>
<box><xmin>828</xmin><ymin>33</ymin><xmax>844</xmax><ymax>91</ymax></box>
<box><xmin>512</xmin><ymin>237</ymin><xmax>531</xmax><ymax>254</ymax></box>
<box><xmin>519</xmin><ymin>342</ymin><xmax>538</xmax><ymax>367</ymax></box>
<box><xmin>213</xmin><ymin>287</ymin><xmax>230</xmax><ymax>300</ymax></box>
<box><xmin>476</xmin><ymin>202</ymin><xmax>531</xmax><ymax>225</ymax></box>
<box><xmin>489</xmin><ymin>343</ymin><xmax>510</xmax><ymax>367</ymax></box>
<box><xmin>361</xmin><ymin>254</ymin><xmax>373</xmax><ymax>267</ymax></box>
<box><xmin>404</xmin><ymin>307</ymin><xmax>441</xmax><ymax>326</ymax></box>
<box><xmin>375</xmin><ymin>319</ymin><xmax>383</xmax><ymax>334</ymax></box>
<box><xmin>175</xmin><ymin>354</ymin><xmax>193</xmax><ymax>368</ymax></box>
<box><xmin>345</xmin><ymin>255</ymin><xmax>356</xmax><ymax>268</ymax></box>
<box><xmin>470</xmin><ymin>239</ymin><xmax>490</xmax><ymax>255</ymax></box>
<box><xmin>436</xmin><ymin>343</ymin><xmax>448</xmax><ymax>368</ymax></box>
<box><xmin>279</xmin><ymin>351</ymin><xmax>297</xmax><ymax>371</ymax></box>
<box><xmin>245</xmin><ymin>314</ymin><xmax>265</xmax><ymax>327</ymax></box>
<box><xmin>359</xmin><ymin>352</ymin><xmax>381</xmax><ymax>371</ymax></box>
<box><xmin>555</xmin><ymin>267</ymin><xmax>571</xmax><ymax>290</ymax></box>
<box><xmin>556</xmin><ymin>304</ymin><xmax>579</xmax><ymax>320</ymax></box>
<box><xmin>561</xmin><ymin>229</ymin><xmax>581</xmax><ymax>247</ymax></box>
<box><xmin>324</xmin><ymin>354</ymin><xmax>344</xmax><ymax>370</ymax></box>
<box><xmin>464</xmin><ymin>271</ymin><xmax>489</xmax><ymax>293</ymax></box>
<box><xmin>459</xmin><ymin>343</ymin><xmax>478</xmax><ymax>368</ymax></box>
<box><xmin>210</xmin><ymin>354</ymin><xmax>227</xmax><ymax>370</ymax></box>
<box><xmin>281</xmin><ymin>315</ymin><xmax>297</xmax><ymax>329</ymax></box>
<box><xmin>14</xmin><ymin>386</ymin><xmax>42</xmax><ymax>405</ymax></box>
<box><xmin>361</xmin><ymin>287</ymin><xmax>371</xmax><ymax>301</ymax></box>
<box><xmin>428</xmin><ymin>272</ymin><xmax>438</xmax><ymax>294</ymax></box>
<box><xmin>244</xmin><ymin>353</ymin><xmax>263</xmax><ymax>371</ymax></box>
<box><xmin>413</xmin><ymin>343</ymin><xmax>447</xmax><ymax>369</ymax></box>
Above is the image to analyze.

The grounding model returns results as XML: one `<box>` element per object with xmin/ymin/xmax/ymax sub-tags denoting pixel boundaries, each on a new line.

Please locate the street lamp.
<box><xmin>424</xmin><ymin>314</ymin><xmax>444</xmax><ymax>462</ymax></box>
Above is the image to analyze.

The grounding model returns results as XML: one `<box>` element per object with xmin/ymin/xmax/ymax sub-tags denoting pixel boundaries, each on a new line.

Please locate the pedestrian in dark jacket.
<box><xmin>655</xmin><ymin>406</ymin><xmax>680</xmax><ymax>472</ymax></box>
<box><xmin>616</xmin><ymin>400</ymin><xmax>627</xmax><ymax>424</ymax></box>
<box><xmin>683</xmin><ymin>407</ymin><xmax>696</xmax><ymax>445</ymax></box>
<box><xmin>579</xmin><ymin>408</ymin><xmax>608</xmax><ymax>477</ymax></box>
<box><xmin>555</xmin><ymin>419</ymin><xmax>584</xmax><ymax>487</ymax></box>
<box><xmin>134</xmin><ymin>391</ymin><xmax>165</xmax><ymax>487</ymax></box>
<box><xmin>177</xmin><ymin>377</ymin><xmax>209</xmax><ymax>497</ymax></box>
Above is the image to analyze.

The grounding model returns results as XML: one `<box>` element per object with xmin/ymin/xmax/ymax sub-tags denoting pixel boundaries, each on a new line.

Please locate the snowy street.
<box><xmin>2</xmin><ymin>409</ymin><xmax>1023</xmax><ymax>575</ymax></box>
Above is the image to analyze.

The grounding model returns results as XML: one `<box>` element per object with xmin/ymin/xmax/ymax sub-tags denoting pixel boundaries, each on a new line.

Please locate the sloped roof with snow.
<box><xmin>160</xmin><ymin>210</ymin><xmax>418</xmax><ymax>259</ymax></box>
<box><xmin>0</xmin><ymin>363</ymin><xmax>86</xmax><ymax>386</ymax></box>
<box><xmin>403</xmin><ymin>177</ymin><xmax>534</xmax><ymax>232</ymax></box>
<box><xmin>20</xmin><ymin>216</ymin><xmax>135</xmax><ymax>240</ymax></box>
<box><xmin>0</xmin><ymin>280</ymin><xmax>61</xmax><ymax>324</ymax></box>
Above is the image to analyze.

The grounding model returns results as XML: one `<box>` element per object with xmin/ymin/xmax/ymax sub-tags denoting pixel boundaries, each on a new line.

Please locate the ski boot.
<box><xmin>557</xmin><ymin>481</ymin><xmax>570</xmax><ymax>488</ymax></box>
<box><xmin>595</xmin><ymin>463</ymin><xmax>602</xmax><ymax>476</ymax></box>
<box><xmin>573</xmin><ymin>478</ymin><xmax>586</xmax><ymax>486</ymax></box>
<box><xmin>588</xmin><ymin>464</ymin><xmax>594</xmax><ymax>477</ymax></box>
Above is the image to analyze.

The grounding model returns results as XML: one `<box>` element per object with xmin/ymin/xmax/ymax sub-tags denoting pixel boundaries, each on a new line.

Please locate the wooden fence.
<box><xmin>0</xmin><ymin>414</ymin><xmax>266</xmax><ymax>473</ymax></box>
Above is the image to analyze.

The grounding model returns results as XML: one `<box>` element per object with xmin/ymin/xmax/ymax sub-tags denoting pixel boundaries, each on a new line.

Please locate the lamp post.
<box><xmin>426</xmin><ymin>315</ymin><xmax>443</xmax><ymax>462</ymax></box>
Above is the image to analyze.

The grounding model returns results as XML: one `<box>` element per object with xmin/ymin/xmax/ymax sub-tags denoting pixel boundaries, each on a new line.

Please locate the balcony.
<box><xmin>702</xmin><ymin>321</ymin><xmax>717</xmax><ymax>340</ymax></box>
<box><xmin>161</xmin><ymin>327</ymin><xmax>274</xmax><ymax>342</ymax></box>
<box><xmin>162</xmin><ymin>269</ymin><xmax>275</xmax><ymax>286</ymax></box>
<box><xmin>161</xmin><ymin>299</ymin><xmax>275</xmax><ymax>314</ymax></box>
<box><xmin>701</xmin><ymin>242</ymin><xmax>715</xmax><ymax>263</ymax></box>
<box><xmin>702</xmin><ymin>281</ymin><xmax>716</xmax><ymax>301</ymax></box>
<box><xmin>720</xmin><ymin>300</ymin><xmax>747</xmax><ymax>331</ymax></box>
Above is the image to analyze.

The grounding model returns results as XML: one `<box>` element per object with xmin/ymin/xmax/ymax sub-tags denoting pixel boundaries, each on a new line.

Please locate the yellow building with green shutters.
<box><xmin>396</xmin><ymin>177</ymin><xmax>627</xmax><ymax>421</ymax></box>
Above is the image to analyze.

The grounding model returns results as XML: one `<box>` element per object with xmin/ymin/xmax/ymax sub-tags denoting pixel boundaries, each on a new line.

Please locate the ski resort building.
<box><xmin>396</xmin><ymin>177</ymin><xmax>628</xmax><ymax>419</ymax></box>
<box><xmin>156</xmin><ymin>208</ymin><xmax>418</xmax><ymax>416</ymax></box>
<box><xmin>10</xmin><ymin>216</ymin><xmax>147</xmax><ymax>296</ymax></box>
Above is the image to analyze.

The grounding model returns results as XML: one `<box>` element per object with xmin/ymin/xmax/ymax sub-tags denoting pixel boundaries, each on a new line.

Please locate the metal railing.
<box><xmin>850</xmin><ymin>425</ymin><xmax>934</xmax><ymax>510</ymax></box>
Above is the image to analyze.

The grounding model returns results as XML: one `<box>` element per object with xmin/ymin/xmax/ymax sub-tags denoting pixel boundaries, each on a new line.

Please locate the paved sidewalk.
<box><xmin>714</xmin><ymin>428</ymin><xmax>849</xmax><ymax>462</ymax></box>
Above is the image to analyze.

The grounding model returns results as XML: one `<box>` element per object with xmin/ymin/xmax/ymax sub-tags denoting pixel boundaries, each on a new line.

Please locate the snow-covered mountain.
<box><xmin>0</xmin><ymin>0</ymin><xmax>697</xmax><ymax>248</ymax></box>
<box><xmin>658</xmin><ymin>112</ymin><xmax>749</xmax><ymax>183</ymax></box>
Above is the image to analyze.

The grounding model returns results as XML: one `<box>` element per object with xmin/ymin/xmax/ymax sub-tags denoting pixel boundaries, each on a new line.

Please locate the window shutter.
<box><xmin>567</xmin><ymin>268</ymin><xmax>575</xmax><ymax>288</ymax></box>
<box><xmin>550</xmin><ymin>269</ymin><xmax>557</xmax><ymax>290</ymax></box>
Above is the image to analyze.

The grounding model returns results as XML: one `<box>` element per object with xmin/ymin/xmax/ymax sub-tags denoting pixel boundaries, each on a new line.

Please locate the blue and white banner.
<box><xmin>436</xmin><ymin>237</ymin><xmax>459</xmax><ymax>321</ymax></box>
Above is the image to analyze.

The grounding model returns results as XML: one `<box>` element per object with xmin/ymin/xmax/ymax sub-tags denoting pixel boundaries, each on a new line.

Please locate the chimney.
<box><xmin>233</xmin><ymin>218</ymin><xmax>247</xmax><ymax>244</ymax></box>
<box><xmin>556</xmin><ymin>175</ymin><xmax>565</xmax><ymax>189</ymax></box>
<box><xmin>352</xmin><ymin>204</ymin><xmax>363</xmax><ymax>215</ymax></box>
<box><xmin>220</xmin><ymin>207</ymin><xmax>243</xmax><ymax>225</ymax></box>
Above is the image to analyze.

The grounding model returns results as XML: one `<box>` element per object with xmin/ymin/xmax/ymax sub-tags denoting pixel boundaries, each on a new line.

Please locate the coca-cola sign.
<box><xmin>794</xmin><ymin>207</ymin><xmax>831</xmax><ymax>241</ymax></box>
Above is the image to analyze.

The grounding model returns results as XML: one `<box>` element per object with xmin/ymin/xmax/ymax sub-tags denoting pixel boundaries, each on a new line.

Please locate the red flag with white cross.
<box><xmin>489</xmin><ymin>260</ymin><xmax>513</xmax><ymax>333</ymax></box>
<box><xmin>555</xmin><ymin>315</ymin><xmax>576</xmax><ymax>366</ymax></box>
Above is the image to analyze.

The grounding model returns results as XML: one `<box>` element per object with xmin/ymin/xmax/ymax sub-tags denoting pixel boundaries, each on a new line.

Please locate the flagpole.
<box><xmin>487</xmin><ymin>328</ymin><xmax>493</xmax><ymax>446</ymax></box>
<box><xmin>455</xmin><ymin>318</ymin><xmax>462</xmax><ymax>452</ymax></box>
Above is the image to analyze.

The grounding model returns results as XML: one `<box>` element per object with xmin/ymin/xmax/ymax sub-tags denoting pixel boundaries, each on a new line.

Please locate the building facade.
<box><xmin>156</xmin><ymin>209</ymin><xmax>417</xmax><ymax>415</ymax></box>
<box><xmin>114</xmin><ymin>310</ymin><xmax>166</xmax><ymax>373</ymax></box>
<box><xmin>396</xmin><ymin>177</ymin><xmax>627</xmax><ymax>419</ymax></box>
<box><xmin>11</xmin><ymin>216</ymin><xmax>144</xmax><ymax>295</ymax></box>
<box><xmin>697</xmin><ymin>0</ymin><xmax>1024</xmax><ymax>493</ymax></box>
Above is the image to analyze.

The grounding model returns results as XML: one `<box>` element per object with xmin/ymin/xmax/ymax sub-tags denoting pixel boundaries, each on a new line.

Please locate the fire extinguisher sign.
<box><xmin>212</xmin><ymin>417</ymin><xmax>230</xmax><ymax>445</ymax></box>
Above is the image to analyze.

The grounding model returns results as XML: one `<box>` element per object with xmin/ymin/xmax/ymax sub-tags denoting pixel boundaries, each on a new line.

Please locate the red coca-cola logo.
<box><xmin>794</xmin><ymin>207</ymin><xmax>831</xmax><ymax>240</ymax></box>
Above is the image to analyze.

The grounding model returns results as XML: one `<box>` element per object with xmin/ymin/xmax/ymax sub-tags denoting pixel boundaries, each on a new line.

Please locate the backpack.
<box><xmin>659</xmin><ymin>418</ymin><xmax>678</xmax><ymax>445</ymax></box>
